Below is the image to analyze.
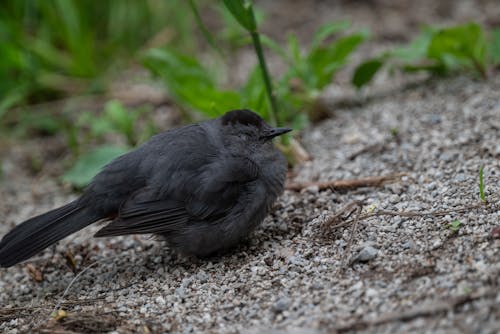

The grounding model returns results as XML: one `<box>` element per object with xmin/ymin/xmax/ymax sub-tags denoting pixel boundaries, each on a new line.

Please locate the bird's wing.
<box><xmin>94</xmin><ymin>140</ymin><xmax>260</xmax><ymax>237</ymax></box>
<box><xmin>94</xmin><ymin>193</ymin><xmax>189</xmax><ymax>237</ymax></box>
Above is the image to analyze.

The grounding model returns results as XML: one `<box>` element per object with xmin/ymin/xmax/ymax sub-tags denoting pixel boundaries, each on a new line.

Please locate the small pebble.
<box><xmin>352</xmin><ymin>246</ymin><xmax>379</xmax><ymax>263</ymax></box>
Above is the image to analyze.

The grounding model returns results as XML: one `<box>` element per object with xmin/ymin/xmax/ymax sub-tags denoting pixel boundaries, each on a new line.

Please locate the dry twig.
<box><xmin>34</xmin><ymin>311</ymin><xmax>120</xmax><ymax>334</ymax></box>
<box><xmin>286</xmin><ymin>173</ymin><xmax>406</xmax><ymax>192</ymax></box>
<box><xmin>337</xmin><ymin>203</ymin><xmax>363</xmax><ymax>273</ymax></box>
<box><xmin>320</xmin><ymin>201</ymin><xmax>364</xmax><ymax>230</ymax></box>
<box><xmin>332</xmin><ymin>202</ymin><xmax>486</xmax><ymax>230</ymax></box>
<box><xmin>50</xmin><ymin>259</ymin><xmax>104</xmax><ymax>317</ymax></box>
<box><xmin>0</xmin><ymin>299</ymin><xmax>102</xmax><ymax>322</ymax></box>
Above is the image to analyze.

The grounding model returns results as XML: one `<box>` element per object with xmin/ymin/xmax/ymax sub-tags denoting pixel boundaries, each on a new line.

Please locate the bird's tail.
<box><xmin>0</xmin><ymin>201</ymin><xmax>100</xmax><ymax>267</ymax></box>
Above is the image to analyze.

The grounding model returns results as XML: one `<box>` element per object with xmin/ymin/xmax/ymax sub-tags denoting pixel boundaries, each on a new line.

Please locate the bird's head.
<box><xmin>220</xmin><ymin>109</ymin><xmax>291</xmax><ymax>144</ymax></box>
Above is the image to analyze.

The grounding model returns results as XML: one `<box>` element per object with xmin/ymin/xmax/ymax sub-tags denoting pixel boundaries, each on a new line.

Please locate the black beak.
<box><xmin>261</xmin><ymin>127</ymin><xmax>292</xmax><ymax>140</ymax></box>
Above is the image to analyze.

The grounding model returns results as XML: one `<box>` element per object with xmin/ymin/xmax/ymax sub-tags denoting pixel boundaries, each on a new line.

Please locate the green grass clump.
<box><xmin>0</xmin><ymin>0</ymin><xmax>193</xmax><ymax>115</ymax></box>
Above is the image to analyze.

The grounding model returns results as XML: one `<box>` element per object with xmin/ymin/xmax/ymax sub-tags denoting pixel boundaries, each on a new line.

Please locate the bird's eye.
<box><xmin>238</xmin><ymin>134</ymin><xmax>247</xmax><ymax>141</ymax></box>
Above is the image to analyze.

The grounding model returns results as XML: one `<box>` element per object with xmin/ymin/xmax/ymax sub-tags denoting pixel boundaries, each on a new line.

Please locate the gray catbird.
<box><xmin>0</xmin><ymin>109</ymin><xmax>291</xmax><ymax>267</ymax></box>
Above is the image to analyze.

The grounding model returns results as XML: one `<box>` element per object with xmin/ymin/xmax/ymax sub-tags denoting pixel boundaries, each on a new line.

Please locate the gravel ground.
<box><xmin>0</xmin><ymin>74</ymin><xmax>499</xmax><ymax>333</ymax></box>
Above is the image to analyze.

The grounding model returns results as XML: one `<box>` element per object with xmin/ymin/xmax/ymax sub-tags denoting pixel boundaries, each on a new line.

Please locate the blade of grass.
<box><xmin>479</xmin><ymin>165</ymin><xmax>486</xmax><ymax>202</ymax></box>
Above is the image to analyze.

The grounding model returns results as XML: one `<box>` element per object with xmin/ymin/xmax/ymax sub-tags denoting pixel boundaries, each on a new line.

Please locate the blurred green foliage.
<box><xmin>63</xmin><ymin>145</ymin><xmax>130</xmax><ymax>188</ymax></box>
<box><xmin>14</xmin><ymin>108</ymin><xmax>69</xmax><ymax>137</ymax></box>
<box><xmin>0</xmin><ymin>0</ymin><xmax>190</xmax><ymax>187</ymax></box>
<box><xmin>216</xmin><ymin>2</ymin><xmax>265</xmax><ymax>50</ymax></box>
<box><xmin>144</xmin><ymin>19</ymin><xmax>367</xmax><ymax>129</ymax></box>
<box><xmin>64</xmin><ymin>100</ymin><xmax>157</xmax><ymax>187</ymax></box>
<box><xmin>223</xmin><ymin>0</ymin><xmax>257</xmax><ymax>32</ymax></box>
<box><xmin>144</xmin><ymin>48</ymin><xmax>243</xmax><ymax>118</ymax></box>
<box><xmin>270</xmin><ymin>22</ymin><xmax>368</xmax><ymax>123</ymax></box>
<box><xmin>353</xmin><ymin>22</ymin><xmax>499</xmax><ymax>88</ymax></box>
<box><xmin>0</xmin><ymin>0</ymin><xmax>193</xmax><ymax>114</ymax></box>
<box><xmin>2</xmin><ymin>0</ymin><xmax>499</xmax><ymax>187</ymax></box>
<box><xmin>77</xmin><ymin>100</ymin><xmax>156</xmax><ymax>147</ymax></box>
<box><xmin>491</xmin><ymin>28</ymin><xmax>500</xmax><ymax>66</ymax></box>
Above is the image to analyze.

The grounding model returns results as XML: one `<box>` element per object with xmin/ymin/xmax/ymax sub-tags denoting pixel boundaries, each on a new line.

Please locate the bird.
<box><xmin>0</xmin><ymin>109</ymin><xmax>291</xmax><ymax>267</ymax></box>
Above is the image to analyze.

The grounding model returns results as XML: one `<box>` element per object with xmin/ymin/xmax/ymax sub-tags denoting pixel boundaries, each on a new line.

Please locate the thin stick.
<box><xmin>331</xmin><ymin>203</ymin><xmax>485</xmax><ymax>230</ymax></box>
<box><xmin>0</xmin><ymin>298</ymin><xmax>104</xmax><ymax>322</ymax></box>
<box><xmin>286</xmin><ymin>173</ymin><xmax>406</xmax><ymax>192</ymax></box>
<box><xmin>50</xmin><ymin>259</ymin><xmax>103</xmax><ymax>317</ymax></box>
<box><xmin>338</xmin><ymin>203</ymin><xmax>362</xmax><ymax>273</ymax></box>
<box><xmin>320</xmin><ymin>201</ymin><xmax>364</xmax><ymax>229</ymax></box>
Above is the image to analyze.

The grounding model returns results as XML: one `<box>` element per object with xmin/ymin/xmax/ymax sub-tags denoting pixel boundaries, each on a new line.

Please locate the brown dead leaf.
<box><xmin>26</xmin><ymin>263</ymin><xmax>43</xmax><ymax>282</ymax></box>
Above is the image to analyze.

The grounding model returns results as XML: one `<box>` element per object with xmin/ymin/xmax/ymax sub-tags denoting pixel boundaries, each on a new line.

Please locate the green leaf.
<box><xmin>446</xmin><ymin>220</ymin><xmax>462</xmax><ymax>232</ymax></box>
<box><xmin>216</xmin><ymin>2</ymin><xmax>264</xmax><ymax>47</ymax></box>
<box><xmin>17</xmin><ymin>110</ymin><xmax>66</xmax><ymax>136</ymax></box>
<box><xmin>222</xmin><ymin>0</ymin><xmax>256</xmax><ymax>32</ymax></box>
<box><xmin>77</xmin><ymin>111</ymin><xmax>113</xmax><ymax>138</ymax></box>
<box><xmin>291</xmin><ymin>112</ymin><xmax>309</xmax><ymax>130</ymax></box>
<box><xmin>143</xmin><ymin>48</ymin><xmax>241</xmax><ymax>117</ymax></box>
<box><xmin>260</xmin><ymin>34</ymin><xmax>289</xmax><ymax>62</ymax></box>
<box><xmin>144</xmin><ymin>48</ymin><xmax>213</xmax><ymax>87</ymax></box>
<box><xmin>391</xmin><ymin>27</ymin><xmax>434</xmax><ymax>62</ymax></box>
<box><xmin>280</xmin><ymin>34</ymin><xmax>311</xmax><ymax>89</ymax></box>
<box><xmin>307</xmin><ymin>32</ymin><xmax>367</xmax><ymax>89</ymax></box>
<box><xmin>401</xmin><ymin>63</ymin><xmax>445</xmax><ymax>75</ymax></box>
<box><xmin>288</xmin><ymin>34</ymin><xmax>302</xmax><ymax>64</ymax></box>
<box><xmin>63</xmin><ymin>145</ymin><xmax>130</xmax><ymax>188</ymax></box>
<box><xmin>490</xmin><ymin>28</ymin><xmax>500</xmax><ymax>65</ymax></box>
<box><xmin>27</xmin><ymin>38</ymin><xmax>73</xmax><ymax>72</ymax></box>
<box><xmin>427</xmin><ymin>23</ymin><xmax>487</xmax><ymax>74</ymax></box>
<box><xmin>0</xmin><ymin>87</ymin><xmax>28</xmax><ymax>118</ymax></box>
<box><xmin>183</xmin><ymin>88</ymin><xmax>242</xmax><ymax>117</ymax></box>
<box><xmin>310</xmin><ymin>21</ymin><xmax>350</xmax><ymax>50</ymax></box>
<box><xmin>104</xmin><ymin>100</ymin><xmax>136</xmax><ymax>144</ymax></box>
<box><xmin>388</xmin><ymin>23</ymin><xmax>489</xmax><ymax>77</ymax></box>
<box><xmin>352</xmin><ymin>59</ymin><xmax>384</xmax><ymax>88</ymax></box>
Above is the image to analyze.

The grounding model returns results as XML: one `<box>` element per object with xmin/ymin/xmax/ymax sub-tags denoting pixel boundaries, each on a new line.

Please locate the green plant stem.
<box><xmin>479</xmin><ymin>165</ymin><xmax>486</xmax><ymax>202</ymax></box>
<box><xmin>250</xmin><ymin>30</ymin><xmax>279</xmax><ymax>126</ymax></box>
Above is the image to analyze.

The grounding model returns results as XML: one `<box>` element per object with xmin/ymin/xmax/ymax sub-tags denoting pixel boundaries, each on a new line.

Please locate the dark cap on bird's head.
<box><xmin>220</xmin><ymin>109</ymin><xmax>292</xmax><ymax>140</ymax></box>
<box><xmin>221</xmin><ymin>109</ymin><xmax>264</xmax><ymax>127</ymax></box>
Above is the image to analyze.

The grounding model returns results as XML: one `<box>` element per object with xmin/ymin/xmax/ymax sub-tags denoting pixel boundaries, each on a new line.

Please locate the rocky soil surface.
<box><xmin>1</xmin><ymin>75</ymin><xmax>499</xmax><ymax>333</ymax></box>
